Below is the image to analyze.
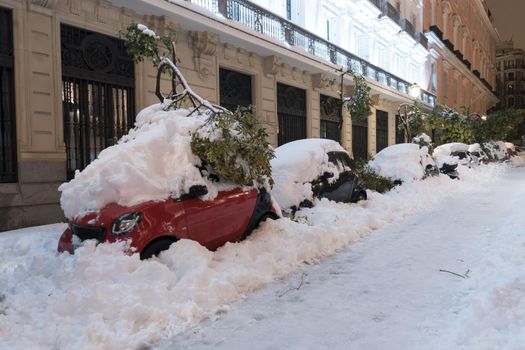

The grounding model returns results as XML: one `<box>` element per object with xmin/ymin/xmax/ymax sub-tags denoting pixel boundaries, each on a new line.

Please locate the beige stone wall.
<box><xmin>0</xmin><ymin>0</ymin><xmax>403</xmax><ymax>231</ymax></box>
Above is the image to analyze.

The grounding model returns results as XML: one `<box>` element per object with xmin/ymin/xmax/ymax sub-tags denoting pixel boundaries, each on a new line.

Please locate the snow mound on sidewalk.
<box><xmin>0</xmin><ymin>162</ymin><xmax>508</xmax><ymax>350</ymax></box>
<box><xmin>59</xmin><ymin>103</ymin><xmax>226</xmax><ymax>220</ymax></box>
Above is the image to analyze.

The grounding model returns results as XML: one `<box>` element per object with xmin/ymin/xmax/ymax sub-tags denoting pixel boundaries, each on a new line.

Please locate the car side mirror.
<box><xmin>178</xmin><ymin>185</ymin><xmax>209</xmax><ymax>201</ymax></box>
<box><xmin>188</xmin><ymin>184</ymin><xmax>208</xmax><ymax>198</ymax></box>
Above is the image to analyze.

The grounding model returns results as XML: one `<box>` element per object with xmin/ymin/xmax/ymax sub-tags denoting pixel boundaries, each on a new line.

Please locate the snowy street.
<box><xmin>1</xmin><ymin>162</ymin><xmax>525</xmax><ymax>349</ymax></box>
<box><xmin>170</xmin><ymin>165</ymin><xmax>525</xmax><ymax>350</ymax></box>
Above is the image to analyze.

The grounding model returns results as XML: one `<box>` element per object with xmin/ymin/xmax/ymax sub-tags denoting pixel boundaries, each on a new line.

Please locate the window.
<box><xmin>376</xmin><ymin>110</ymin><xmax>388</xmax><ymax>152</ymax></box>
<box><xmin>0</xmin><ymin>7</ymin><xmax>16</xmax><ymax>183</ymax></box>
<box><xmin>277</xmin><ymin>83</ymin><xmax>306</xmax><ymax>146</ymax></box>
<box><xmin>430</xmin><ymin>60</ymin><xmax>438</xmax><ymax>92</ymax></box>
<box><xmin>219</xmin><ymin>68</ymin><xmax>252</xmax><ymax>112</ymax></box>
<box><xmin>508</xmin><ymin>72</ymin><xmax>515</xmax><ymax>81</ymax></box>
<box><xmin>320</xmin><ymin>95</ymin><xmax>341</xmax><ymax>143</ymax></box>
<box><xmin>442</xmin><ymin>70</ymin><xmax>448</xmax><ymax>104</ymax></box>
<box><xmin>454</xmin><ymin>78</ymin><xmax>458</xmax><ymax>105</ymax></box>
<box><xmin>61</xmin><ymin>24</ymin><xmax>135</xmax><ymax>180</ymax></box>
<box><xmin>286</xmin><ymin>0</ymin><xmax>291</xmax><ymax>20</ymax></box>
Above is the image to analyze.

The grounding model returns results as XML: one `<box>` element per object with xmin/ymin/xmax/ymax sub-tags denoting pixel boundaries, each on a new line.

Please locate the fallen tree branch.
<box><xmin>278</xmin><ymin>273</ymin><xmax>306</xmax><ymax>298</ymax></box>
<box><xmin>439</xmin><ymin>269</ymin><xmax>469</xmax><ymax>279</ymax></box>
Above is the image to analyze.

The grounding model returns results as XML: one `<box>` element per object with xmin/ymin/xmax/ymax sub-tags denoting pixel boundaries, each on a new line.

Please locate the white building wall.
<box><xmin>252</xmin><ymin>0</ymin><xmax>431</xmax><ymax>90</ymax></box>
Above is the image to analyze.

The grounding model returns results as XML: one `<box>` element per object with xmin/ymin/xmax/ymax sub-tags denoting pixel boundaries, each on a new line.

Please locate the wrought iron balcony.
<box><xmin>183</xmin><ymin>0</ymin><xmax>435</xmax><ymax>106</ymax></box>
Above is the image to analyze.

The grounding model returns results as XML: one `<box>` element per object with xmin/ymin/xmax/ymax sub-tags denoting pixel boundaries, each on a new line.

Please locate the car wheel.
<box><xmin>140</xmin><ymin>237</ymin><xmax>177</xmax><ymax>260</ymax></box>
<box><xmin>351</xmin><ymin>190</ymin><xmax>367</xmax><ymax>203</ymax></box>
<box><xmin>258</xmin><ymin>212</ymin><xmax>278</xmax><ymax>225</ymax></box>
<box><xmin>243</xmin><ymin>213</ymin><xmax>278</xmax><ymax>240</ymax></box>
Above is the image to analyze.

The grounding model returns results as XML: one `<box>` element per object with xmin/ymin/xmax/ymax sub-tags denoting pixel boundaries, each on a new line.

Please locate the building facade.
<box><xmin>496</xmin><ymin>40</ymin><xmax>525</xmax><ymax>109</ymax></box>
<box><xmin>423</xmin><ymin>0</ymin><xmax>498</xmax><ymax>114</ymax></box>
<box><xmin>0</xmin><ymin>0</ymin><xmax>438</xmax><ymax>231</ymax></box>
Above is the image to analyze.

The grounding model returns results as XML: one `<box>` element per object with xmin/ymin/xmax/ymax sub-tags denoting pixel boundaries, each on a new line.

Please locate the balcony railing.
<box><xmin>182</xmin><ymin>0</ymin><xmax>435</xmax><ymax>106</ymax></box>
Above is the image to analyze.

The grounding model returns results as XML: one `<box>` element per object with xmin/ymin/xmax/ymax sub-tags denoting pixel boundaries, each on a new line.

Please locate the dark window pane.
<box><xmin>219</xmin><ymin>68</ymin><xmax>252</xmax><ymax>112</ymax></box>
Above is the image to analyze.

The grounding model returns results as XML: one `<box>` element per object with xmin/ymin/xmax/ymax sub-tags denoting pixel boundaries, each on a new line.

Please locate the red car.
<box><xmin>57</xmin><ymin>185</ymin><xmax>277</xmax><ymax>259</ymax></box>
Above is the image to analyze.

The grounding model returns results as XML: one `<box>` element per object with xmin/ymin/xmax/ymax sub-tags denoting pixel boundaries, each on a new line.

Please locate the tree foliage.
<box><xmin>121</xmin><ymin>23</ymin><xmax>274</xmax><ymax>188</ymax></box>
<box><xmin>120</xmin><ymin>23</ymin><xmax>176</xmax><ymax>66</ymax></box>
<box><xmin>355</xmin><ymin>159</ymin><xmax>396</xmax><ymax>193</ymax></box>
<box><xmin>471</xmin><ymin>109</ymin><xmax>524</xmax><ymax>143</ymax></box>
<box><xmin>191</xmin><ymin>107</ymin><xmax>274</xmax><ymax>187</ymax></box>
<box><xmin>334</xmin><ymin>67</ymin><xmax>373</xmax><ymax>122</ymax></box>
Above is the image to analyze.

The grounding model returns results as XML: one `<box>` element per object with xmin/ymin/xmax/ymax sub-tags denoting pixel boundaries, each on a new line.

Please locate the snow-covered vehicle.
<box><xmin>58</xmin><ymin>50</ymin><xmax>278</xmax><ymax>259</ymax></box>
<box><xmin>468</xmin><ymin>143</ymin><xmax>489</xmax><ymax>164</ymax></box>
<box><xmin>432</xmin><ymin>143</ymin><xmax>474</xmax><ymax>178</ymax></box>
<box><xmin>483</xmin><ymin>141</ymin><xmax>510</xmax><ymax>161</ymax></box>
<box><xmin>505</xmin><ymin>142</ymin><xmax>518</xmax><ymax>157</ymax></box>
<box><xmin>368</xmin><ymin>143</ymin><xmax>438</xmax><ymax>184</ymax></box>
<box><xmin>58</xmin><ymin>185</ymin><xmax>277</xmax><ymax>259</ymax></box>
<box><xmin>271</xmin><ymin>139</ymin><xmax>366</xmax><ymax>213</ymax></box>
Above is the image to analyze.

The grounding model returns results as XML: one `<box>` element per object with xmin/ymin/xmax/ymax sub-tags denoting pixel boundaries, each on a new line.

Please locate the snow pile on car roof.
<box><xmin>368</xmin><ymin>143</ymin><xmax>432</xmax><ymax>182</ymax></box>
<box><xmin>59</xmin><ymin>102</ymin><xmax>227</xmax><ymax>220</ymax></box>
<box><xmin>270</xmin><ymin>139</ymin><xmax>348</xmax><ymax>209</ymax></box>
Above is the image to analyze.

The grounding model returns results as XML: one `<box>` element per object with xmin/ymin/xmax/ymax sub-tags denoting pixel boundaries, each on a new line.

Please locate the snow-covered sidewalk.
<box><xmin>0</xmin><ymin>163</ymin><xmax>522</xmax><ymax>349</ymax></box>
<box><xmin>168</xmin><ymin>166</ymin><xmax>525</xmax><ymax>350</ymax></box>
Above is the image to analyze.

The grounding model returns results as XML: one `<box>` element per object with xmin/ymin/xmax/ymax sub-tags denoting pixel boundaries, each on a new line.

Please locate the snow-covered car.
<box><xmin>368</xmin><ymin>143</ymin><xmax>438</xmax><ymax>183</ymax></box>
<box><xmin>271</xmin><ymin>139</ymin><xmax>366</xmax><ymax>213</ymax></box>
<box><xmin>505</xmin><ymin>142</ymin><xmax>518</xmax><ymax>158</ymax></box>
<box><xmin>58</xmin><ymin>69</ymin><xmax>278</xmax><ymax>259</ymax></box>
<box><xmin>58</xmin><ymin>185</ymin><xmax>277</xmax><ymax>259</ymax></box>
<box><xmin>468</xmin><ymin>143</ymin><xmax>489</xmax><ymax>164</ymax></box>
<box><xmin>433</xmin><ymin>143</ymin><xmax>471</xmax><ymax>166</ymax></box>
<box><xmin>432</xmin><ymin>143</ymin><xmax>476</xmax><ymax>178</ymax></box>
<box><xmin>483</xmin><ymin>141</ymin><xmax>510</xmax><ymax>161</ymax></box>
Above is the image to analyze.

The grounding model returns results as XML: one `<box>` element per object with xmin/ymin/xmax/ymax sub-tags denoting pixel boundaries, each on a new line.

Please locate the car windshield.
<box><xmin>327</xmin><ymin>151</ymin><xmax>354</xmax><ymax>173</ymax></box>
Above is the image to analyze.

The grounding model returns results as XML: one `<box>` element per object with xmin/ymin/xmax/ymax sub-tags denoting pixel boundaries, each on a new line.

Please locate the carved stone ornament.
<box><xmin>312</xmin><ymin>73</ymin><xmax>332</xmax><ymax>91</ymax></box>
<box><xmin>31</xmin><ymin>0</ymin><xmax>57</xmax><ymax>8</ymax></box>
<box><xmin>263</xmin><ymin>56</ymin><xmax>282</xmax><ymax>76</ymax></box>
<box><xmin>188</xmin><ymin>31</ymin><xmax>218</xmax><ymax>81</ymax></box>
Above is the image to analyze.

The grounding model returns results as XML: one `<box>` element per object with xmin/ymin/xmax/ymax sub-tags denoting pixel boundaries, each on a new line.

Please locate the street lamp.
<box><xmin>468</xmin><ymin>112</ymin><xmax>488</xmax><ymax>121</ymax></box>
<box><xmin>409</xmin><ymin>83</ymin><xmax>421</xmax><ymax>98</ymax></box>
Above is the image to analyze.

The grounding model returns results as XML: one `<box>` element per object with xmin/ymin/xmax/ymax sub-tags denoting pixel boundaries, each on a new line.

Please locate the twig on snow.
<box><xmin>278</xmin><ymin>273</ymin><xmax>306</xmax><ymax>298</ymax></box>
<box><xmin>439</xmin><ymin>269</ymin><xmax>470</xmax><ymax>279</ymax></box>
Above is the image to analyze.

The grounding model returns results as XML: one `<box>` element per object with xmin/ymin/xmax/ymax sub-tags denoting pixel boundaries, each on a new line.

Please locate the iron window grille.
<box><xmin>277</xmin><ymin>83</ymin><xmax>306</xmax><ymax>146</ymax></box>
<box><xmin>320</xmin><ymin>95</ymin><xmax>342</xmax><ymax>143</ymax></box>
<box><xmin>61</xmin><ymin>24</ymin><xmax>135</xmax><ymax>180</ymax></box>
<box><xmin>0</xmin><ymin>7</ymin><xmax>17</xmax><ymax>183</ymax></box>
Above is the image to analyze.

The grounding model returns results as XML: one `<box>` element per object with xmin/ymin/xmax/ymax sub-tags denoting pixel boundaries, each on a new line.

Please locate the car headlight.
<box><xmin>111</xmin><ymin>212</ymin><xmax>142</xmax><ymax>236</ymax></box>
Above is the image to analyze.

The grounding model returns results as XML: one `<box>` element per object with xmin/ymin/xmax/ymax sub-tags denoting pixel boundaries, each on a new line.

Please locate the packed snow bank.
<box><xmin>368</xmin><ymin>143</ymin><xmax>434</xmax><ymax>182</ymax></box>
<box><xmin>271</xmin><ymin>139</ymin><xmax>349</xmax><ymax>209</ymax></box>
<box><xmin>0</xmin><ymin>161</ymin><xmax>509</xmax><ymax>350</ymax></box>
<box><xmin>59</xmin><ymin>103</ymin><xmax>232</xmax><ymax>220</ymax></box>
